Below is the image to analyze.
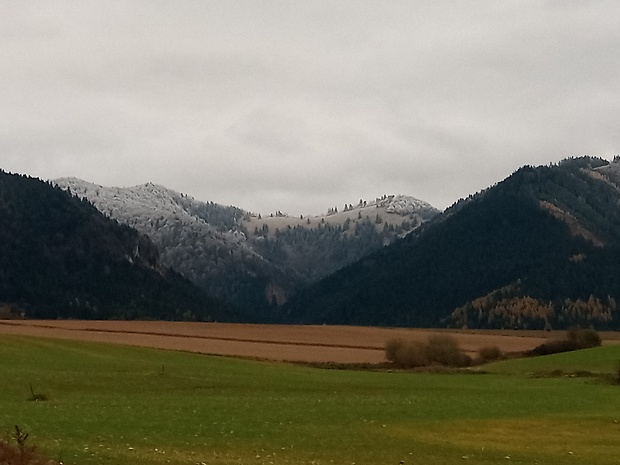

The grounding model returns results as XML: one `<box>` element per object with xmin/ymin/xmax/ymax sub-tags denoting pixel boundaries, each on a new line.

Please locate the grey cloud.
<box><xmin>2</xmin><ymin>1</ymin><xmax>620</xmax><ymax>215</ymax></box>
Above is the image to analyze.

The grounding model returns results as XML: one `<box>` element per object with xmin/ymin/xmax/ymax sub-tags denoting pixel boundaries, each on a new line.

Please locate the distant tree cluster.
<box><xmin>449</xmin><ymin>288</ymin><xmax>617</xmax><ymax>330</ymax></box>
<box><xmin>250</xmin><ymin>218</ymin><xmax>387</xmax><ymax>282</ymax></box>
<box><xmin>184</xmin><ymin>200</ymin><xmax>244</xmax><ymax>232</ymax></box>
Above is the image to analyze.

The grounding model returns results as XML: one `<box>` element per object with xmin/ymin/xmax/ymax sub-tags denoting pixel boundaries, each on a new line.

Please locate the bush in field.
<box><xmin>529</xmin><ymin>339</ymin><xmax>578</xmax><ymax>356</ymax></box>
<box><xmin>478</xmin><ymin>345</ymin><xmax>503</xmax><ymax>362</ymax></box>
<box><xmin>385</xmin><ymin>338</ymin><xmax>429</xmax><ymax>368</ymax></box>
<box><xmin>567</xmin><ymin>327</ymin><xmax>601</xmax><ymax>349</ymax></box>
<box><xmin>529</xmin><ymin>328</ymin><xmax>602</xmax><ymax>356</ymax></box>
<box><xmin>426</xmin><ymin>335</ymin><xmax>472</xmax><ymax>367</ymax></box>
<box><xmin>385</xmin><ymin>335</ymin><xmax>470</xmax><ymax>368</ymax></box>
<box><xmin>384</xmin><ymin>338</ymin><xmax>404</xmax><ymax>363</ymax></box>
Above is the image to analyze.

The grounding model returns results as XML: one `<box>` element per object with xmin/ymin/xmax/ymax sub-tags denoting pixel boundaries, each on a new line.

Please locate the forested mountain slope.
<box><xmin>246</xmin><ymin>195</ymin><xmax>438</xmax><ymax>284</ymax></box>
<box><xmin>55</xmin><ymin>178</ymin><xmax>287</xmax><ymax>321</ymax></box>
<box><xmin>55</xmin><ymin>178</ymin><xmax>438</xmax><ymax>320</ymax></box>
<box><xmin>0</xmin><ymin>170</ymin><xmax>232</xmax><ymax>321</ymax></box>
<box><xmin>282</xmin><ymin>157</ymin><xmax>620</xmax><ymax>329</ymax></box>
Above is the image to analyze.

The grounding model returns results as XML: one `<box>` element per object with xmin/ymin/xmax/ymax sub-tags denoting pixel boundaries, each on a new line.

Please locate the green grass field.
<box><xmin>485</xmin><ymin>344</ymin><xmax>620</xmax><ymax>376</ymax></box>
<box><xmin>1</xmin><ymin>335</ymin><xmax>619</xmax><ymax>465</ymax></box>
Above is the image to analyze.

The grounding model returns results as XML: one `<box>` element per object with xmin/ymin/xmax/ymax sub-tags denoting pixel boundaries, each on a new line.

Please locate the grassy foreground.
<box><xmin>1</xmin><ymin>335</ymin><xmax>619</xmax><ymax>465</ymax></box>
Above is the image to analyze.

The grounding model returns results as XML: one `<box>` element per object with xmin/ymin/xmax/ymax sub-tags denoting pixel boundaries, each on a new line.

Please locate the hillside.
<box><xmin>55</xmin><ymin>178</ymin><xmax>285</xmax><ymax>320</ymax></box>
<box><xmin>0</xmin><ymin>170</ymin><xmax>232</xmax><ymax>321</ymax></box>
<box><xmin>55</xmin><ymin>178</ymin><xmax>438</xmax><ymax>319</ymax></box>
<box><xmin>244</xmin><ymin>194</ymin><xmax>438</xmax><ymax>283</ymax></box>
<box><xmin>282</xmin><ymin>156</ymin><xmax>620</xmax><ymax>329</ymax></box>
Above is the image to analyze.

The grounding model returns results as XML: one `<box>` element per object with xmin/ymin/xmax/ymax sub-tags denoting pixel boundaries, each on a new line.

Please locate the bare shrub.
<box><xmin>426</xmin><ymin>335</ymin><xmax>471</xmax><ymax>367</ymax></box>
<box><xmin>478</xmin><ymin>345</ymin><xmax>503</xmax><ymax>362</ymax></box>
<box><xmin>0</xmin><ymin>426</ymin><xmax>58</xmax><ymax>465</ymax></box>
<box><xmin>529</xmin><ymin>338</ymin><xmax>578</xmax><ymax>356</ymax></box>
<box><xmin>398</xmin><ymin>341</ymin><xmax>430</xmax><ymax>368</ymax></box>
<box><xmin>530</xmin><ymin>328</ymin><xmax>602</xmax><ymax>356</ymax></box>
<box><xmin>385</xmin><ymin>335</ymin><xmax>470</xmax><ymax>368</ymax></box>
<box><xmin>384</xmin><ymin>338</ymin><xmax>428</xmax><ymax>368</ymax></box>
<box><xmin>567</xmin><ymin>327</ymin><xmax>601</xmax><ymax>349</ymax></box>
<box><xmin>385</xmin><ymin>338</ymin><xmax>405</xmax><ymax>364</ymax></box>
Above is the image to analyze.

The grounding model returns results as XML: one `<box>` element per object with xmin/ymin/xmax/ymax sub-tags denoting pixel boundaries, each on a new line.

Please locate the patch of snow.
<box><xmin>54</xmin><ymin>178</ymin><xmax>258</xmax><ymax>259</ymax></box>
<box><xmin>381</xmin><ymin>194</ymin><xmax>438</xmax><ymax>217</ymax></box>
<box><xmin>595</xmin><ymin>158</ymin><xmax>620</xmax><ymax>184</ymax></box>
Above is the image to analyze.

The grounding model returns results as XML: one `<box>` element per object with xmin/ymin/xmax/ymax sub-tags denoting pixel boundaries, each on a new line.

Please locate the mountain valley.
<box><xmin>55</xmin><ymin>178</ymin><xmax>438</xmax><ymax>319</ymax></box>
<box><xmin>3</xmin><ymin>156</ymin><xmax>620</xmax><ymax>329</ymax></box>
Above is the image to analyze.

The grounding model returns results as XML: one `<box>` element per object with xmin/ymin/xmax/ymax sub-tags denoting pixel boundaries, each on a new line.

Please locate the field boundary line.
<box><xmin>0</xmin><ymin>321</ymin><xmax>385</xmax><ymax>352</ymax></box>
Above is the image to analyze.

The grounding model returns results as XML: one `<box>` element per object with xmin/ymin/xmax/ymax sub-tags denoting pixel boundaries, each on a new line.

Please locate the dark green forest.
<box><xmin>249</xmin><ymin>218</ymin><xmax>386</xmax><ymax>282</ymax></box>
<box><xmin>0</xmin><ymin>170</ymin><xmax>233</xmax><ymax>321</ymax></box>
<box><xmin>282</xmin><ymin>157</ymin><xmax>620</xmax><ymax>329</ymax></box>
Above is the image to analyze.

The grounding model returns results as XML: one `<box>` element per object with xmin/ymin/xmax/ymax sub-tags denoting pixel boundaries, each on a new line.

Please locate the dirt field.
<box><xmin>3</xmin><ymin>319</ymin><xmax>617</xmax><ymax>364</ymax></box>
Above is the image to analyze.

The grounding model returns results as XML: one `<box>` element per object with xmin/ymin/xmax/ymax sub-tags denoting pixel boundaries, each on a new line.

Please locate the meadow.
<box><xmin>1</xmin><ymin>335</ymin><xmax>619</xmax><ymax>465</ymax></box>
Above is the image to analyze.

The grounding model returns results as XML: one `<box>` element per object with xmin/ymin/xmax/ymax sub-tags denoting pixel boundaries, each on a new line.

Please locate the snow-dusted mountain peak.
<box><xmin>56</xmin><ymin>178</ymin><xmax>198</xmax><ymax>226</ymax></box>
<box><xmin>378</xmin><ymin>194</ymin><xmax>437</xmax><ymax>216</ymax></box>
<box><xmin>53</xmin><ymin>177</ymin><xmax>440</xmax><ymax>316</ymax></box>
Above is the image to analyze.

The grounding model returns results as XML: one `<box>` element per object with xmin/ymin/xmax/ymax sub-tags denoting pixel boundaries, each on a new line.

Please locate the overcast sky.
<box><xmin>2</xmin><ymin>1</ymin><xmax>620</xmax><ymax>215</ymax></box>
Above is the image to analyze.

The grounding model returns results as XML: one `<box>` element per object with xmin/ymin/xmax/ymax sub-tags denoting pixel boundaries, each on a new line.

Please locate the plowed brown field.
<box><xmin>4</xmin><ymin>319</ymin><xmax>618</xmax><ymax>364</ymax></box>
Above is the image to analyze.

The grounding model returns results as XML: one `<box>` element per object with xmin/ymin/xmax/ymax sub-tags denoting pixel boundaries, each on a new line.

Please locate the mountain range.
<box><xmin>3</xmin><ymin>155</ymin><xmax>619</xmax><ymax>329</ymax></box>
<box><xmin>54</xmin><ymin>178</ymin><xmax>438</xmax><ymax>320</ymax></box>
